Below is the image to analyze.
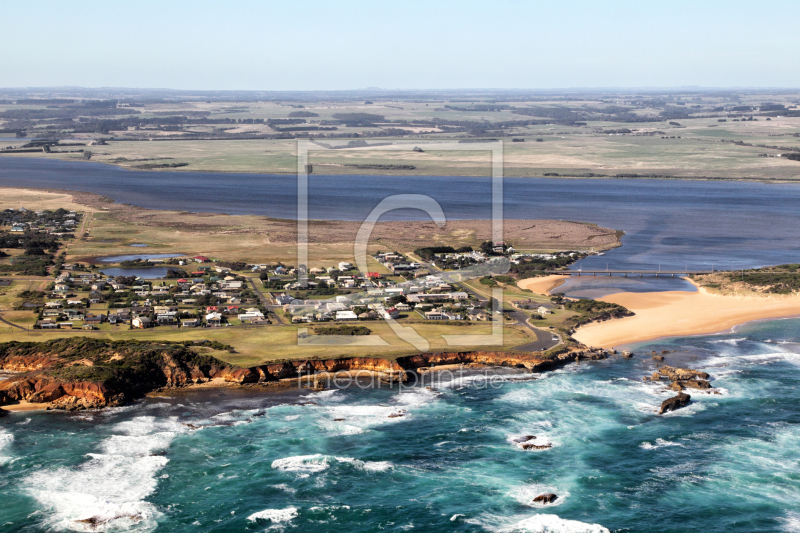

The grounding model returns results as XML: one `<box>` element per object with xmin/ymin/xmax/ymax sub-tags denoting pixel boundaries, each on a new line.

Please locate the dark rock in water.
<box><xmin>650</xmin><ymin>372</ymin><xmax>661</xmax><ymax>381</ymax></box>
<box><xmin>387</xmin><ymin>412</ymin><xmax>405</xmax><ymax>418</ymax></box>
<box><xmin>521</xmin><ymin>443</ymin><xmax>553</xmax><ymax>450</ymax></box>
<box><xmin>513</xmin><ymin>435</ymin><xmax>536</xmax><ymax>443</ymax></box>
<box><xmin>652</xmin><ymin>355</ymin><xmax>665</xmax><ymax>361</ymax></box>
<box><xmin>333</xmin><ymin>418</ymin><xmax>345</xmax><ymax>421</ymax></box>
<box><xmin>659</xmin><ymin>392</ymin><xmax>691</xmax><ymax>414</ymax></box>
<box><xmin>667</xmin><ymin>382</ymin><xmax>684</xmax><ymax>392</ymax></box>
<box><xmin>621</xmin><ymin>351</ymin><xmax>633</xmax><ymax>358</ymax></box>
<box><xmin>533</xmin><ymin>493</ymin><xmax>558</xmax><ymax>504</ymax></box>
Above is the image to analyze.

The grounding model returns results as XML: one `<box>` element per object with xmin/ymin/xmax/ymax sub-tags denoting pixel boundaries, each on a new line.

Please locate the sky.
<box><xmin>0</xmin><ymin>0</ymin><xmax>798</xmax><ymax>91</ymax></box>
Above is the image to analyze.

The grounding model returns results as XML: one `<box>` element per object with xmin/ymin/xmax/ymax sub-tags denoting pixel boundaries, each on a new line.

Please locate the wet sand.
<box><xmin>1</xmin><ymin>402</ymin><xmax>51</xmax><ymax>412</ymax></box>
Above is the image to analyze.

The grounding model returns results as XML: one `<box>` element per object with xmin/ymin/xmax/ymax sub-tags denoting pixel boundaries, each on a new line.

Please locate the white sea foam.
<box><xmin>246</xmin><ymin>506</ymin><xmax>298</xmax><ymax>523</ymax></box>
<box><xmin>701</xmin><ymin>350</ymin><xmax>800</xmax><ymax>370</ymax></box>
<box><xmin>0</xmin><ymin>428</ymin><xmax>14</xmax><ymax>465</ymax></box>
<box><xmin>335</xmin><ymin>456</ymin><xmax>393</xmax><ymax>472</ymax></box>
<box><xmin>470</xmin><ymin>513</ymin><xmax>609</xmax><ymax>533</ymax></box>
<box><xmin>321</xmin><ymin>403</ymin><xmax>407</xmax><ymax>433</ymax></box>
<box><xmin>779</xmin><ymin>511</ymin><xmax>800</xmax><ymax>532</ymax></box>
<box><xmin>319</xmin><ymin>421</ymin><xmax>364</xmax><ymax>436</ymax></box>
<box><xmin>709</xmin><ymin>337</ymin><xmax>747</xmax><ymax>345</ymax></box>
<box><xmin>395</xmin><ymin>387</ymin><xmax>439</xmax><ymax>407</ymax></box>
<box><xmin>271</xmin><ymin>454</ymin><xmax>331</xmax><ymax>473</ymax></box>
<box><xmin>24</xmin><ymin>415</ymin><xmax>184</xmax><ymax>532</ymax></box>
<box><xmin>309</xmin><ymin>504</ymin><xmax>350</xmax><ymax>511</ymax></box>
<box><xmin>272</xmin><ymin>483</ymin><xmax>297</xmax><ymax>494</ymax></box>
<box><xmin>271</xmin><ymin>454</ymin><xmax>391</xmax><ymax>474</ymax></box>
<box><xmin>639</xmin><ymin>438</ymin><xmax>684</xmax><ymax>450</ymax></box>
<box><xmin>303</xmin><ymin>388</ymin><xmax>341</xmax><ymax>401</ymax></box>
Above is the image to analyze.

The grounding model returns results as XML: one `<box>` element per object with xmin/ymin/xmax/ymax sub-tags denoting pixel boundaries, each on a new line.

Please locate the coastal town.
<box><xmin>0</xmin><ymin>205</ymin><xmax>603</xmax><ymax>342</ymax></box>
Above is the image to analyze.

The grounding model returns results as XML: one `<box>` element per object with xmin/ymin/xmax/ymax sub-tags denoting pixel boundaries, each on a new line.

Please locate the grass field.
<box><xmin>0</xmin><ymin>321</ymin><xmax>532</xmax><ymax>366</ymax></box>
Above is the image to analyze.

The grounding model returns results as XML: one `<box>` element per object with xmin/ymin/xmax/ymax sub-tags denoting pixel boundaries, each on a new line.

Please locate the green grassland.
<box><xmin>0</xmin><ymin>320</ymin><xmax>532</xmax><ymax>366</ymax></box>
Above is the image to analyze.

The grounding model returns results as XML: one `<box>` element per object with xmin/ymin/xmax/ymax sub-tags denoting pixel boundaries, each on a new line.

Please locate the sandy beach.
<box><xmin>517</xmin><ymin>275</ymin><xmax>568</xmax><ymax>295</ymax></box>
<box><xmin>573</xmin><ymin>286</ymin><xmax>800</xmax><ymax>349</ymax></box>
<box><xmin>1</xmin><ymin>401</ymin><xmax>51</xmax><ymax>412</ymax></box>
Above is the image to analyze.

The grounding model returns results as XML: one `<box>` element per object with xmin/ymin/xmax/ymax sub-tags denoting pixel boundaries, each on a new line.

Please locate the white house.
<box><xmin>132</xmin><ymin>317</ymin><xmax>151</xmax><ymax>329</ymax></box>
<box><xmin>335</xmin><ymin>310</ymin><xmax>358</xmax><ymax>321</ymax></box>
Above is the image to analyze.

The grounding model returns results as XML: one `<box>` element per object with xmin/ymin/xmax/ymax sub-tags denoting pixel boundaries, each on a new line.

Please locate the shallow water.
<box><xmin>553</xmin><ymin>274</ymin><xmax>697</xmax><ymax>298</ymax></box>
<box><xmin>2</xmin><ymin>319</ymin><xmax>800</xmax><ymax>532</ymax></box>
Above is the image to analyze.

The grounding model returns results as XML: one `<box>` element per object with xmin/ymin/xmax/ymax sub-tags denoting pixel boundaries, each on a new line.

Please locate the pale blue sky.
<box><xmin>1</xmin><ymin>0</ymin><xmax>798</xmax><ymax>90</ymax></box>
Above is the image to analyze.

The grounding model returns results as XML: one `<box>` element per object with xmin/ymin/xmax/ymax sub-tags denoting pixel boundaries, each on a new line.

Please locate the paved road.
<box><xmin>0</xmin><ymin>314</ymin><xmax>28</xmax><ymax>331</ymax></box>
<box><xmin>506</xmin><ymin>309</ymin><xmax>560</xmax><ymax>352</ymax></box>
<box><xmin>424</xmin><ymin>266</ymin><xmax>561</xmax><ymax>353</ymax></box>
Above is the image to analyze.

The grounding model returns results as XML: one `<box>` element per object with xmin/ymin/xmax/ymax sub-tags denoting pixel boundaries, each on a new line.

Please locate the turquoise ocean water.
<box><xmin>2</xmin><ymin>319</ymin><xmax>800</xmax><ymax>532</ymax></box>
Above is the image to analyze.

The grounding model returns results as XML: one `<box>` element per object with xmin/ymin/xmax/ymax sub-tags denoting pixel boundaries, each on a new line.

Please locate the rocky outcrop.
<box><xmin>533</xmin><ymin>493</ymin><xmax>558</xmax><ymax>504</ymax></box>
<box><xmin>659</xmin><ymin>392</ymin><xmax>691</xmax><ymax>414</ymax></box>
<box><xmin>658</xmin><ymin>366</ymin><xmax>710</xmax><ymax>382</ymax></box>
<box><xmin>656</xmin><ymin>365</ymin><xmax>712</xmax><ymax>392</ymax></box>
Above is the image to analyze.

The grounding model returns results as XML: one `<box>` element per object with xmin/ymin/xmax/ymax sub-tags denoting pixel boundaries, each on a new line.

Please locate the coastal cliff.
<box><xmin>0</xmin><ymin>338</ymin><xmax>233</xmax><ymax>410</ymax></box>
<box><xmin>0</xmin><ymin>338</ymin><xmax>608</xmax><ymax>411</ymax></box>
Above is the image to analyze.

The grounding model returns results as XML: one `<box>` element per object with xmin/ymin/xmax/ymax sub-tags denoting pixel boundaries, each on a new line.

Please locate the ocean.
<box><xmin>2</xmin><ymin>318</ymin><xmax>800</xmax><ymax>532</ymax></box>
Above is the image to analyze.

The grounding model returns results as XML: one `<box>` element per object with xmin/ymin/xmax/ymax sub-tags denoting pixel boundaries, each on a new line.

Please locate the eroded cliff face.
<box><xmin>0</xmin><ymin>338</ymin><xmax>607</xmax><ymax>411</ymax></box>
<box><xmin>224</xmin><ymin>357</ymin><xmax>406</xmax><ymax>384</ymax></box>
<box><xmin>397</xmin><ymin>348</ymin><xmax>608</xmax><ymax>372</ymax></box>
<box><xmin>0</xmin><ymin>339</ymin><xmax>236</xmax><ymax>411</ymax></box>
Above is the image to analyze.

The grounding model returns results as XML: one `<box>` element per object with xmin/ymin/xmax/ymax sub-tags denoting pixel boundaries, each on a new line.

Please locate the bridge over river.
<box><xmin>544</xmin><ymin>269</ymin><xmax>721</xmax><ymax>277</ymax></box>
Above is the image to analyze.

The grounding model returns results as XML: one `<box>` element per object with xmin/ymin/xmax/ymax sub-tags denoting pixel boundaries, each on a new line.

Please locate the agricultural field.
<box><xmin>1</xmin><ymin>89</ymin><xmax>799</xmax><ymax>180</ymax></box>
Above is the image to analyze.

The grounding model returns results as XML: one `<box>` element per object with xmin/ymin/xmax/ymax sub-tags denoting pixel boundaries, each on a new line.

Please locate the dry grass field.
<box><xmin>0</xmin><ymin>188</ymin><xmax>620</xmax><ymax>264</ymax></box>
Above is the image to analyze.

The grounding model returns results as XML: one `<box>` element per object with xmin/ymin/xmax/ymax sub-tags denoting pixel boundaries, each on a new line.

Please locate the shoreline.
<box><xmin>573</xmin><ymin>281</ymin><xmax>800</xmax><ymax>349</ymax></box>
<box><xmin>518</xmin><ymin>275</ymin><xmax>800</xmax><ymax>349</ymax></box>
<box><xmin>1</xmin><ymin>152</ymin><xmax>796</xmax><ymax>183</ymax></box>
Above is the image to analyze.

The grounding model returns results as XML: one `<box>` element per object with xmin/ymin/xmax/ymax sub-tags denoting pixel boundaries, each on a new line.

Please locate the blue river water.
<box><xmin>2</xmin><ymin>158</ymin><xmax>800</xmax><ymax>274</ymax></box>
<box><xmin>2</xmin><ymin>319</ymin><xmax>800</xmax><ymax>532</ymax></box>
